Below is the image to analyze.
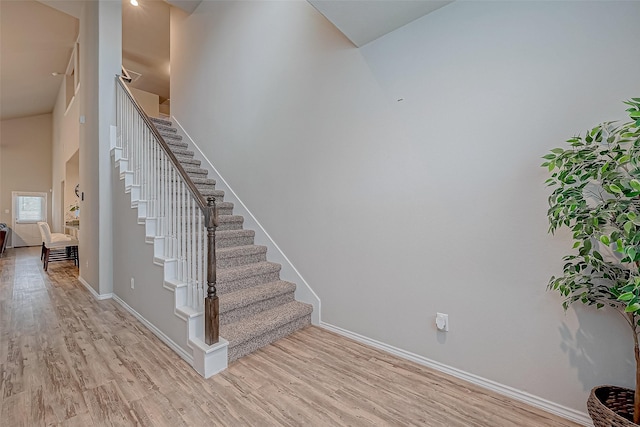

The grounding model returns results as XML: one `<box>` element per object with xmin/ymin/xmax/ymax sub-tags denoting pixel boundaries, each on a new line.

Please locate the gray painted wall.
<box><xmin>78</xmin><ymin>0</ymin><xmax>120</xmax><ymax>295</ymax></box>
<box><xmin>52</xmin><ymin>76</ymin><xmax>80</xmax><ymax>234</ymax></box>
<box><xmin>0</xmin><ymin>114</ymin><xmax>53</xmax><ymax>246</ymax></box>
<box><xmin>171</xmin><ymin>0</ymin><xmax>640</xmax><ymax>413</ymax></box>
<box><xmin>111</xmin><ymin>170</ymin><xmax>191</xmax><ymax>356</ymax></box>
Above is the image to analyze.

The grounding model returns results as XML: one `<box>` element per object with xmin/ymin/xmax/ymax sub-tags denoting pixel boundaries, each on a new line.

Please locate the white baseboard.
<box><xmin>111</xmin><ymin>294</ymin><xmax>194</xmax><ymax>366</ymax></box>
<box><xmin>78</xmin><ymin>275</ymin><xmax>113</xmax><ymax>300</ymax></box>
<box><xmin>77</xmin><ymin>274</ymin><xmax>194</xmax><ymax>366</ymax></box>
<box><xmin>319</xmin><ymin>322</ymin><xmax>593</xmax><ymax>427</ymax></box>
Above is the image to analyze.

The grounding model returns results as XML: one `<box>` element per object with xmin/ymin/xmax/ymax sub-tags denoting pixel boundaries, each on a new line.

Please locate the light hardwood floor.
<box><xmin>0</xmin><ymin>247</ymin><xmax>581</xmax><ymax>426</ymax></box>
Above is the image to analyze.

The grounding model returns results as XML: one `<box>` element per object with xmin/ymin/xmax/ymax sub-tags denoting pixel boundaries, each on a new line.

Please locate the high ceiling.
<box><xmin>309</xmin><ymin>0</ymin><xmax>453</xmax><ymax>47</ymax></box>
<box><xmin>0</xmin><ymin>0</ymin><xmax>453</xmax><ymax>121</ymax></box>
<box><xmin>0</xmin><ymin>0</ymin><xmax>171</xmax><ymax>121</ymax></box>
<box><xmin>122</xmin><ymin>0</ymin><xmax>171</xmax><ymax>102</ymax></box>
<box><xmin>0</xmin><ymin>0</ymin><xmax>79</xmax><ymax>120</ymax></box>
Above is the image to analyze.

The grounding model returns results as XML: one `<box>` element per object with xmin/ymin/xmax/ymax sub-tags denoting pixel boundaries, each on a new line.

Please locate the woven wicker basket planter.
<box><xmin>587</xmin><ymin>385</ymin><xmax>637</xmax><ymax>427</ymax></box>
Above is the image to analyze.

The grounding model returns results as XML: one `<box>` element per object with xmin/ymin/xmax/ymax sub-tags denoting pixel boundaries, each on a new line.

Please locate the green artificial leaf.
<box><xmin>625</xmin><ymin>302</ymin><xmax>640</xmax><ymax>313</ymax></box>
<box><xmin>628</xmin><ymin>247</ymin><xmax>637</xmax><ymax>261</ymax></box>
<box><xmin>551</xmin><ymin>148</ymin><xmax>564</xmax><ymax>154</ymax></box>
<box><xmin>542</xmin><ymin>153</ymin><xmax>557</xmax><ymax>160</ymax></box>
<box><xmin>619</xmin><ymin>292</ymin><xmax>636</xmax><ymax>301</ymax></box>
<box><xmin>600</xmin><ymin>235</ymin><xmax>610</xmax><ymax>245</ymax></box>
<box><xmin>579</xmin><ymin>240</ymin><xmax>592</xmax><ymax>256</ymax></box>
<box><xmin>609</xmin><ymin>184</ymin><xmax>623</xmax><ymax>194</ymax></box>
<box><xmin>624</xmin><ymin>221</ymin><xmax>634</xmax><ymax>234</ymax></box>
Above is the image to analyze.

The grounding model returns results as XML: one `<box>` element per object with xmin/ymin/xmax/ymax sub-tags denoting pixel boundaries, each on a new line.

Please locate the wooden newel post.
<box><xmin>204</xmin><ymin>196</ymin><xmax>219</xmax><ymax>345</ymax></box>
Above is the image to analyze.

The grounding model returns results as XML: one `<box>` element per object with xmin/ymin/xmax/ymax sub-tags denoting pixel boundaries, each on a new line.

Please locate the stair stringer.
<box><xmin>170</xmin><ymin>116</ymin><xmax>322</xmax><ymax>325</ymax></box>
<box><xmin>111</xmin><ymin>142</ymin><xmax>228</xmax><ymax>379</ymax></box>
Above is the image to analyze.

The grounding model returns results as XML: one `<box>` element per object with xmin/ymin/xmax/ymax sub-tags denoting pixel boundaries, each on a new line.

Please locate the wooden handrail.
<box><xmin>117</xmin><ymin>72</ymin><xmax>219</xmax><ymax>345</ymax></box>
<box><xmin>116</xmin><ymin>74</ymin><xmax>209</xmax><ymax>212</ymax></box>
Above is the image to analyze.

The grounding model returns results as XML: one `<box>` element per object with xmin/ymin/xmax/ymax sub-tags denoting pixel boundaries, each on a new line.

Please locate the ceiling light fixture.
<box><xmin>51</xmin><ymin>72</ymin><xmax>64</xmax><ymax>76</ymax></box>
<box><xmin>130</xmin><ymin>0</ymin><xmax>139</xmax><ymax>6</ymax></box>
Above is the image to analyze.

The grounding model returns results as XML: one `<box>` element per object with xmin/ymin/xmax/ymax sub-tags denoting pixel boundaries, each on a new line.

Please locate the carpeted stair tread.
<box><xmin>183</xmin><ymin>166</ymin><xmax>208</xmax><ymax>176</ymax></box>
<box><xmin>218</xmin><ymin>284</ymin><xmax>296</xmax><ymax>327</ymax></box>
<box><xmin>169</xmin><ymin>148</ymin><xmax>194</xmax><ymax>158</ymax></box>
<box><xmin>191</xmin><ymin>177</ymin><xmax>216</xmax><ymax>186</ymax></box>
<box><xmin>217</xmin><ymin>215</ymin><xmax>244</xmax><ymax>230</ymax></box>
<box><xmin>216</xmin><ymin>229</ymin><xmax>255</xmax><ymax>248</ymax></box>
<box><xmin>216</xmin><ymin>229</ymin><xmax>255</xmax><ymax>239</ymax></box>
<box><xmin>154</xmin><ymin>124</ymin><xmax>177</xmax><ymax>134</ymax></box>
<box><xmin>220</xmin><ymin>301</ymin><xmax>313</xmax><ymax>350</ymax></box>
<box><xmin>197</xmin><ymin>189</ymin><xmax>225</xmax><ymax>199</ymax></box>
<box><xmin>217</xmin><ymin>244</ymin><xmax>267</xmax><ymax>268</ymax></box>
<box><xmin>149</xmin><ymin>117</ymin><xmax>172</xmax><ymax>127</ymax></box>
<box><xmin>166</xmin><ymin>140</ymin><xmax>189</xmax><ymax>149</ymax></box>
<box><xmin>218</xmin><ymin>261</ymin><xmax>281</xmax><ymax>283</ymax></box>
<box><xmin>215</xmin><ymin>201</ymin><xmax>234</xmax><ymax>215</ymax></box>
<box><xmin>217</xmin><ymin>245</ymin><xmax>267</xmax><ymax>260</ymax></box>
<box><xmin>219</xmin><ymin>280</ymin><xmax>296</xmax><ymax>314</ymax></box>
<box><xmin>161</xmin><ymin>135</ymin><xmax>183</xmax><ymax>145</ymax></box>
<box><xmin>176</xmin><ymin>157</ymin><xmax>201</xmax><ymax>167</ymax></box>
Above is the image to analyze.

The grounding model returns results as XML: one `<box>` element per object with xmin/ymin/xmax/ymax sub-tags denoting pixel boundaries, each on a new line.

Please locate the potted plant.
<box><xmin>543</xmin><ymin>98</ymin><xmax>640</xmax><ymax>426</ymax></box>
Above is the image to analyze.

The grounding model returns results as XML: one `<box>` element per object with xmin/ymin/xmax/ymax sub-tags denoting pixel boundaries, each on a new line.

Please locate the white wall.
<box><xmin>78</xmin><ymin>0</ymin><xmax>120</xmax><ymax>295</ymax></box>
<box><xmin>64</xmin><ymin>151</ymin><xmax>79</xmax><ymax>221</ymax></box>
<box><xmin>129</xmin><ymin>87</ymin><xmax>160</xmax><ymax>118</ymax></box>
<box><xmin>0</xmin><ymin>114</ymin><xmax>53</xmax><ymax>245</ymax></box>
<box><xmin>52</xmin><ymin>78</ymin><xmax>80</xmax><ymax>232</ymax></box>
<box><xmin>171</xmin><ymin>0</ymin><xmax>640</xmax><ymax>414</ymax></box>
<box><xmin>111</xmin><ymin>170</ymin><xmax>191</xmax><ymax>355</ymax></box>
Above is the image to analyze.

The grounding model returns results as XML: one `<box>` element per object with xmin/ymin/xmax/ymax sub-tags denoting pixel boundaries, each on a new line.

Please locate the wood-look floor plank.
<box><xmin>0</xmin><ymin>247</ymin><xmax>582</xmax><ymax>426</ymax></box>
<box><xmin>129</xmin><ymin>390</ymin><xmax>189</xmax><ymax>427</ymax></box>
<box><xmin>83</xmin><ymin>381</ymin><xmax>139</xmax><ymax>426</ymax></box>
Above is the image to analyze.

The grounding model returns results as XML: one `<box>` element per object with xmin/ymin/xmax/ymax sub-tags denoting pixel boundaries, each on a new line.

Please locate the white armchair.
<box><xmin>37</xmin><ymin>222</ymin><xmax>79</xmax><ymax>271</ymax></box>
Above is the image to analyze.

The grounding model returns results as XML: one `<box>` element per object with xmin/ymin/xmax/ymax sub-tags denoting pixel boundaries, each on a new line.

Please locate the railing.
<box><xmin>116</xmin><ymin>71</ymin><xmax>219</xmax><ymax>345</ymax></box>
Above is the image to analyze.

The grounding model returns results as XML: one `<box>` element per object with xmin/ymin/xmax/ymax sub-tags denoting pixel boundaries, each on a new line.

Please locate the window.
<box><xmin>15</xmin><ymin>195</ymin><xmax>46</xmax><ymax>223</ymax></box>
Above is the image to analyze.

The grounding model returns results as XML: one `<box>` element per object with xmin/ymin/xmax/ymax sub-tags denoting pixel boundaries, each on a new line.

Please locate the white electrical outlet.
<box><xmin>436</xmin><ymin>312</ymin><xmax>449</xmax><ymax>332</ymax></box>
<box><xmin>131</xmin><ymin>277</ymin><xmax>135</xmax><ymax>289</ymax></box>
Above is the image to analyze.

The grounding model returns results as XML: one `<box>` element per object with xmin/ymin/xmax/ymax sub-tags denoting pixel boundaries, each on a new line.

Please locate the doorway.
<box><xmin>11</xmin><ymin>191</ymin><xmax>47</xmax><ymax>247</ymax></box>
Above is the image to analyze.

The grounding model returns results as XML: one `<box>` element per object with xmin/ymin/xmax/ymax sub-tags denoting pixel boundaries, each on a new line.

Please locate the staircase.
<box><xmin>147</xmin><ymin>116</ymin><xmax>313</xmax><ymax>363</ymax></box>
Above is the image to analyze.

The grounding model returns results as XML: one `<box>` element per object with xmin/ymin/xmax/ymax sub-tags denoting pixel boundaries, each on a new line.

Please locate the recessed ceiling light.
<box><xmin>130</xmin><ymin>0</ymin><xmax>139</xmax><ymax>6</ymax></box>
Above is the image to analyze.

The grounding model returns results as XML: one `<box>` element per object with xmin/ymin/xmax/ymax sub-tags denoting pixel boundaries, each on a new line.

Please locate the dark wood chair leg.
<box><xmin>43</xmin><ymin>247</ymin><xmax>50</xmax><ymax>271</ymax></box>
<box><xmin>41</xmin><ymin>243</ymin><xmax>45</xmax><ymax>260</ymax></box>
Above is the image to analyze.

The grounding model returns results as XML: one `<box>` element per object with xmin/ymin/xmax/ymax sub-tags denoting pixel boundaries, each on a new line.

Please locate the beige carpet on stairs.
<box><xmin>149</xmin><ymin>116</ymin><xmax>313</xmax><ymax>363</ymax></box>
